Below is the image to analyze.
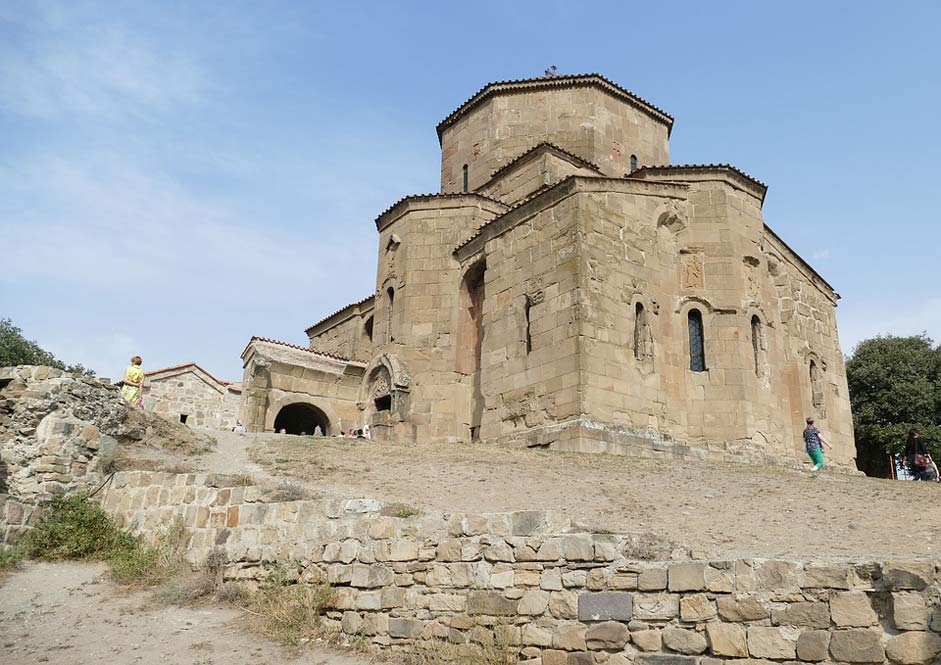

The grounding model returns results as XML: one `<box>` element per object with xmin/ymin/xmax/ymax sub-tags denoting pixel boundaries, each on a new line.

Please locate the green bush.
<box><xmin>20</xmin><ymin>494</ymin><xmax>137</xmax><ymax>560</ymax></box>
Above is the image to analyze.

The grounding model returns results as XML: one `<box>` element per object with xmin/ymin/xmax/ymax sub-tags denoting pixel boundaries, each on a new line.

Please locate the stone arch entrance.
<box><xmin>273</xmin><ymin>402</ymin><xmax>331</xmax><ymax>436</ymax></box>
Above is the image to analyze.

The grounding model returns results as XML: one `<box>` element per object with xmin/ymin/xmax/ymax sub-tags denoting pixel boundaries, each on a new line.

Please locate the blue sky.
<box><xmin>1</xmin><ymin>1</ymin><xmax>939</xmax><ymax>381</ymax></box>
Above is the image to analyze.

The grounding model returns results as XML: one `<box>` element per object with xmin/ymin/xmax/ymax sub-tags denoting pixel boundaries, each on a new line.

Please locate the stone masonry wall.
<box><xmin>101</xmin><ymin>470</ymin><xmax>941</xmax><ymax>665</ymax></box>
<box><xmin>145</xmin><ymin>370</ymin><xmax>239</xmax><ymax>430</ymax></box>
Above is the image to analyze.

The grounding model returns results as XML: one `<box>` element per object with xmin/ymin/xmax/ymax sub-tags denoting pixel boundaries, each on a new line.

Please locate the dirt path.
<box><xmin>0</xmin><ymin>562</ymin><xmax>370</xmax><ymax>665</ymax></box>
<box><xmin>246</xmin><ymin>435</ymin><xmax>941</xmax><ymax>561</ymax></box>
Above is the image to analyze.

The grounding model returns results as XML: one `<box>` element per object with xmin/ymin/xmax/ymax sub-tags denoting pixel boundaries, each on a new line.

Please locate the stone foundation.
<box><xmin>100</xmin><ymin>470</ymin><xmax>940</xmax><ymax>664</ymax></box>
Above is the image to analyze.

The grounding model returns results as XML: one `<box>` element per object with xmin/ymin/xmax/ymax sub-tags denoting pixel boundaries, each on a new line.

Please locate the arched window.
<box><xmin>364</xmin><ymin>316</ymin><xmax>374</xmax><ymax>342</ymax></box>
<box><xmin>809</xmin><ymin>359</ymin><xmax>823</xmax><ymax>409</ymax></box>
<box><xmin>633</xmin><ymin>302</ymin><xmax>652</xmax><ymax>361</ymax></box>
<box><xmin>688</xmin><ymin>309</ymin><xmax>706</xmax><ymax>372</ymax></box>
<box><xmin>630</xmin><ymin>154</ymin><xmax>638</xmax><ymax>172</ymax></box>
<box><xmin>386</xmin><ymin>287</ymin><xmax>395</xmax><ymax>342</ymax></box>
<box><xmin>750</xmin><ymin>315</ymin><xmax>763</xmax><ymax>376</ymax></box>
<box><xmin>462</xmin><ymin>164</ymin><xmax>469</xmax><ymax>193</ymax></box>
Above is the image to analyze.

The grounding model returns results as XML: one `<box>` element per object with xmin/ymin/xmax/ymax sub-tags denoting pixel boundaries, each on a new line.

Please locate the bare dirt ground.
<box><xmin>239</xmin><ymin>433</ymin><xmax>941</xmax><ymax>562</ymax></box>
<box><xmin>0</xmin><ymin>561</ymin><xmax>369</xmax><ymax>665</ymax></box>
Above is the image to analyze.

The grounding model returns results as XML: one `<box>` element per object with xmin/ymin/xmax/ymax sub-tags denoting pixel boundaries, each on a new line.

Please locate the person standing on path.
<box><xmin>904</xmin><ymin>429</ymin><xmax>939</xmax><ymax>481</ymax></box>
<box><xmin>803</xmin><ymin>417</ymin><xmax>830</xmax><ymax>471</ymax></box>
<box><xmin>120</xmin><ymin>356</ymin><xmax>145</xmax><ymax>408</ymax></box>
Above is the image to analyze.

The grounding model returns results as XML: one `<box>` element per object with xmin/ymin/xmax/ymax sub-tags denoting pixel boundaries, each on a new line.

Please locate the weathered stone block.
<box><xmin>829</xmin><ymin>629</ymin><xmax>885</xmax><ymax>663</ymax></box>
<box><xmin>747</xmin><ymin>626</ymin><xmax>798</xmax><ymax>659</ymax></box>
<box><xmin>635</xmin><ymin>653</ymin><xmax>699</xmax><ymax>665</ymax></box>
<box><xmin>585</xmin><ymin>621</ymin><xmax>629</xmax><ymax>650</ymax></box>
<box><xmin>705</xmin><ymin>622</ymin><xmax>747</xmax><ymax>657</ymax></box>
<box><xmin>631</xmin><ymin>629</ymin><xmax>661</xmax><ymax>652</ymax></box>
<box><xmin>519</xmin><ymin>590</ymin><xmax>550</xmax><ymax>616</ymax></box>
<box><xmin>668</xmin><ymin>563</ymin><xmax>706</xmax><ymax>591</ymax></box>
<box><xmin>542</xmin><ymin>568</ymin><xmax>564</xmax><ymax>591</ymax></box>
<box><xmin>717</xmin><ymin>595</ymin><xmax>768</xmax><ymax>622</ymax></box>
<box><xmin>350</xmin><ymin>563</ymin><xmax>394</xmax><ymax>588</ymax></box>
<box><xmin>662</xmin><ymin>627</ymin><xmax>707</xmax><ymax>655</ymax></box>
<box><xmin>553</xmin><ymin>622</ymin><xmax>587</xmax><ymax>651</ymax></box>
<box><xmin>562</xmin><ymin>535</ymin><xmax>594</xmax><ymax>561</ymax></box>
<box><xmin>637</xmin><ymin>568</ymin><xmax>668</xmax><ymax>591</ymax></box>
<box><xmin>771</xmin><ymin>601</ymin><xmax>829</xmax><ymax>628</ymax></box>
<box><xmin>882</xmin><ymin>562</ymin><xmax>934</xmax><ymax>590</ymax></box>
<box><xmin>549</xmin><ymin>591</ymin><xmax>578</xmax><ymax>619</ymax></box>
<box><xmin>891</xmin><ymin>592</ymin><xmax>929</xmax><ymax>630</ymax></box>
<box><xmin>428</xmin><ymin>593</ymin><xmax>466</xmax><ymax>612</ymax></box>
<box><xmin>466</xmin><ymin>591</ymin><xmax>518</xmax><ymax>616</ymax></box>
<box><xmin>796</xmin><ymin>629</ymin><xmax>830</xmax><ymax>661</ymax></box>
<box><xmin>389</xmin><ymin>618</ymin><xmax>423</xmax><ymax>639</ymax></box>
<box><xmin>522</xmin><ymin>623</ymin><xmax>554</xmax><ymax>647</ymax></box>
<box><xmin>800</xmin><ymin>563</ymin><xmax>852</xmax><ymax>589</ymax></box>
<box><xmin>830</xmin><ymin>591</ymin><xmax>877</xmax><ymax>627</ymax></box>
<box><xmin>578</xmin><ymin>592</ymin><xmax>633</xmax><ymax>622</ymax></box>
<box><xmin>885</xmin><ymin>631</ymin><xmax>941</xmax><ymax>665</ymax></box>
<box><xmin>632</xmin><ymin>593</ymin><xmax>679</xmax><ymax>621</ymax></box>
<box><xmin>679</xmin><ymin>594</ymin><xmax>716</xmax><ymax>622</ymax></box>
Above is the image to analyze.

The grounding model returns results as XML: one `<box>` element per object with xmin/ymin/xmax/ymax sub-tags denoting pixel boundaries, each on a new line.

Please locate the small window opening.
<box><xmin>179</xmin><ymin>414</ymin><xmax>188</xmax><ymax>424</ymax></box>
<box><xmin>688</xmin><ymin>309</ymin><xmax>706</xmax><ymax>372</ymax></box>
<box><xmin>462</xmin><ymin>164</ymin><xmax>469</xmax><ymax>193</ymax></box>
<box><xmin>386</xmin><ymin>287</ymin><xmax>395</xmax><ymax>342</ymax></box>
<box><xmin>750</xmin><ymin>315</ymin><xmax>763</xmax><ymax>376</ymax></box>
<box><xmin>633</xmin><ymin>302</ymin><xmax>647</xmax><ymax>360</ymax></box>
<box><xmin>630</xmin><ymin>154</ymin><xmax>638</xmax><ymax>172</ymax></box>
<box><xmin>374</xmin><ymin>394</ymin><xmax>392</xmax><ymax>412</ymax></box>
<box><xmin>524</xmin><ymin>296</ymin><xmax>533</xmax><ymax>354</ymax></box>
<box><xmin>364</xmin><ymin>316</ymin><xmax>374</xmax><ymax>342</ymax></box>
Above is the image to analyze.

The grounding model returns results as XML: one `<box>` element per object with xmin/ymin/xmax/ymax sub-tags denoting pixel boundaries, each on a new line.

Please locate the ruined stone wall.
<box><xmin>102</xmin><ymin>470</ymin><xmax>941</xmax><ymax>665</ymax></box>
<box><xmin>441</xmin><ymin>85</ymin><xmax>670</xmax><ymax>195</ymax></box>
<box><xmin>471</xmin><ymin>189</ymin><xmax>583</xmax><ymax>444</ymax></box>
<box><xmin>370</xmin><ymin>197</ymin><xmax>506</xmax><ymax>442</ymax></box>
<box><xmin>145</xmin><ymin>371</ymin><xmax>237</xmax><ymax>430</ymax></box>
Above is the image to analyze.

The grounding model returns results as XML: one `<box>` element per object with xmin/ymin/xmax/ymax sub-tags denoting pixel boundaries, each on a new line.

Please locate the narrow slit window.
<box><xmin>386</xmin><ymin>287</ymin><xmax>395</xmax><ymax>342</ymax></box>
<box><xmin>630</xmin><ymin>154</ymin><xmax>638</xmax><ymax>172</ymax></box>
<box><xmin>524</xmin><ymin>296</ymin><xmax>533</xmax><ymax>354</ymax></box>
<box><xmin>633</xmin><ymin>302</ymin><xmax>646</xmax><ymax>360</ymax></box>
<box><xmin>179</xmin><ymin>414</ymin><xmax>188</xmax><ymax>424</ymax></box>
<box><xmin>750</xmin><ymin>315</ymin><xmax>762</xmax><ymax>376</ymax></box>
<box><xmin>364</xmin><ymin>316</ymin><xmax>374</xmax><ymax>342</ymax></box>
<box><xmin>462</xmin><ymin>164</ymin><xmax>469</xmax><ymax>193</ymax></box>
<box><xmin>810</xmin><ymin>359</ymin><xmax>823</xmax><ymax>408</ymax></box>
<box><xmin>688</xmin><ymin>309</ymin><xmax>706</xmax><ymax>372</ymax></box>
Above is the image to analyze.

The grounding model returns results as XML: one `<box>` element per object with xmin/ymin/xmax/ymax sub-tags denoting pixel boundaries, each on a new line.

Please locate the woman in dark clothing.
<box><xmin>904</xmin><ymin>430</ymin><xmax>938</xmax><ymax>481</ymax></box>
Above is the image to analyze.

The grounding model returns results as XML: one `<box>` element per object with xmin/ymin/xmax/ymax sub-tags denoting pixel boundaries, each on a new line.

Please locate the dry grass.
<box><xmin>405</xmin><ymin>633</ymin><xmax>518</xmax><ymax>665</ymax></box>
<box><xmin>244</xmin><ymin>564</ymin><xmax>336</xmax><ymax>646</ymax></box>
<box><xmin>230</xmin><ymin>473</ymin><xmax>255</xmax><ymax>487</ymax></box>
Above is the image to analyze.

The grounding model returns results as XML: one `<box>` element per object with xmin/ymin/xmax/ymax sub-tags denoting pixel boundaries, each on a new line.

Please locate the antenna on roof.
<box><xmin>543</xmin><ymin>65</ymin><xmax>558</xmax><ymax>78</ymax></box>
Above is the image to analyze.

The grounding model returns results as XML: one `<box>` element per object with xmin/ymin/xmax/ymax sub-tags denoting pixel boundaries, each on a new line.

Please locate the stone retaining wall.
<box><xmin>101</xmin><ymin>471</ymin><xmax>941</xmax><ymax>664</ymax></box>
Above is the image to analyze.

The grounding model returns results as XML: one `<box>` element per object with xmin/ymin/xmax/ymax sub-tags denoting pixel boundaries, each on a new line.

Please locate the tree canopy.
<box><xmin>0</xmin><ymin>317</ymin><xmax>95</xmax><ymax>377</ymax></box>
<box><xmin>846</xmin><ymin>334</ymin><xmax>940</xmax><ymax>476</ymax></box>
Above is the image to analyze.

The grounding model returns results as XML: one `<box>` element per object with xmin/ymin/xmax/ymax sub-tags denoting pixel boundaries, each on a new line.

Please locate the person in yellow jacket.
<box><xmin>121</xmin><ymin>356</ymin><xmax>144</xmax><ymax>407</ymax></box>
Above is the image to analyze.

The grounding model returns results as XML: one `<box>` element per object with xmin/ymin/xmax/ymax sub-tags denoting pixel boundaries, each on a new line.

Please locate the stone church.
<box><xmin>240</xmin><ymin>73</ymin><xmax>856</xmax><ymax>468</ymax></box>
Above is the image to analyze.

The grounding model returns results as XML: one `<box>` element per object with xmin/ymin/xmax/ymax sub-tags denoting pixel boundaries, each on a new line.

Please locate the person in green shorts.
<box><xmin>802</xmin><ymin>417</ymin><xmax>830</xmax><ymax>470</ymax></box>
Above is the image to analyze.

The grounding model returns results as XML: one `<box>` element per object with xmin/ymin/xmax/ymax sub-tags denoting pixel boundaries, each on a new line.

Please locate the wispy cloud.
<box><xmin>0</xmin><ymin>2</ymin><xmax>206</xmax><ymax>120</ymax></box>
<box><xmin>812</xmin><ymin>248</ymin><xmax>830</xmax><ymax>260</ymax></box>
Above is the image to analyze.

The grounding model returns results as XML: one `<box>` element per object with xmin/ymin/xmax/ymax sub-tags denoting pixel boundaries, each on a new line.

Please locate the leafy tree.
<box><xmin>0</xmin><ymin>317</ymin><xmax>95</xmax><ymax>377</ymax></box>
<box><xmin>846</xmin><ymin>334</ymin><xmax>940</xmax><ymax>476</ymax></box>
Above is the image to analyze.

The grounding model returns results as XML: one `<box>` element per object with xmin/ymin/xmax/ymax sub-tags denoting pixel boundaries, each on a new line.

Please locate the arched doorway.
<box><xmin>273</xmin><ymin>403</ymin><xmax>331</xmax><ymax>436</ymax></box>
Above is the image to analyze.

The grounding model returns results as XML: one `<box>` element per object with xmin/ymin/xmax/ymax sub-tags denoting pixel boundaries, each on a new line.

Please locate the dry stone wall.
<box><xmin>102</xmin><ymin>470</ymin><xmax>941</xmax><ymax>664</ymax></box>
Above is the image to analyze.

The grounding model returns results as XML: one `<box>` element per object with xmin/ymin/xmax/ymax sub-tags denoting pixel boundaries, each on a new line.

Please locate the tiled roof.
<box><xmin>304</xmin><ymin>294</ymin><xmax>375</xmax><ymax>335</ymax></box>
<box><xmin>487</xmin><ymin>142</ymin><xmax>602</xmax><ymax>181</ymax></box>
<box><xmin>436</xmin><ymin>73</ymin><xmax>674</xmax><ymax>142</ymax></box>
<box><xmin>374</xmin><ymin>192</ymin><xmax>507</xmax><ymax>229</ymax></box>
<box><xmin>629</xmin><ymin>163</ymin><xmax>768</xmax><ymax>201</ymax></box>
<box><xmin>245</xmin><ymin>336</ymin><xmax>355</xmax><ymax>363</ymax></box>
<box><xmin>453</xmin><ymin>176</ymin><xmax>580</xmax><ymax>253</ymax></box>
<box><xmin>145</xmin><ymin>362</ymin><xmax>232</xmax><ymax>387</ymax></box>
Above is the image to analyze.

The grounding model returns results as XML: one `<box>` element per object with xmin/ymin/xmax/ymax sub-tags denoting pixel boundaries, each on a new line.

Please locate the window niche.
<box><xmin>630</xmin><ymin>154</ymin><xmax>638</xmax><ymax>172</ymax></box>
<box><xmin>688</xmin><ymin>309</ymin><xmax>707</xmax><ymax>372</ymax></box>
<box><xmin>462</xmin><ymin>164</ymin><xmax>469</xmax><ymax>193</ymax></box>
<box><xmin>633</xmin><ymin>301</ymin><xmax>654</xmax><ymax>362</ymax></box>
<box><xmin>809</xmin><ymin>358</ymin><xmax>825</xmax><ymax>415</ymax></box>
<box><xmin>386</xmin><ymin>287</ymin><xmax>395</xmax><ymax>343</ymax></box>
<box><xmin>750</xmin><ymin>315</ymin><xmax>768</xmax><ymax>378</ymax></box>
